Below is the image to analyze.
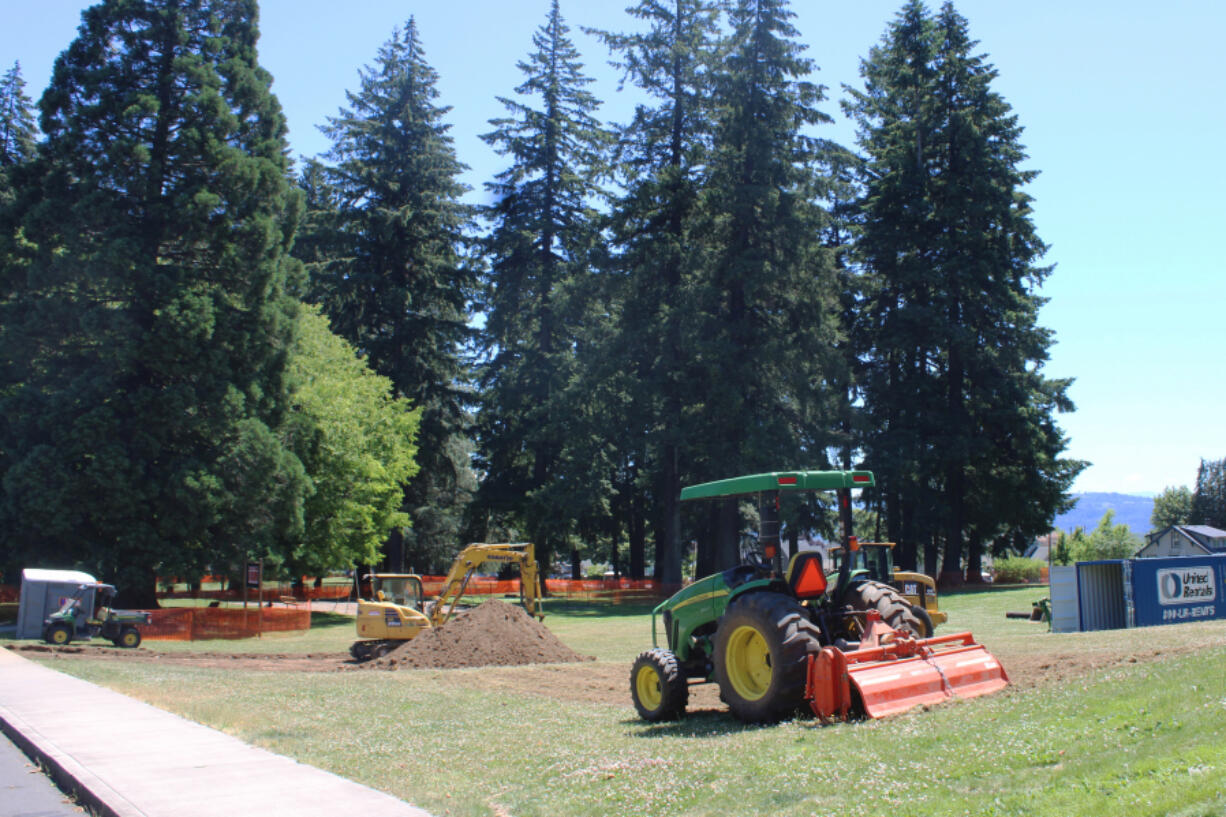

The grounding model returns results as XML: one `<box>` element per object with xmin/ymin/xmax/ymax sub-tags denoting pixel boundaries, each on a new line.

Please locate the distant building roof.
<box><xmin>1145</xmin><ymin>525</ymin><xmax>1226</xmax><ymax>553</ymax></box>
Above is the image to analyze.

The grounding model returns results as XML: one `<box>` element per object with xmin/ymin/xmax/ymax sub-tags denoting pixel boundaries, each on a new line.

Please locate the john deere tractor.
<box><xmin>631</xmin><ymin>470</ymin><xmax>926</xmax><ymax>724</ymax></box>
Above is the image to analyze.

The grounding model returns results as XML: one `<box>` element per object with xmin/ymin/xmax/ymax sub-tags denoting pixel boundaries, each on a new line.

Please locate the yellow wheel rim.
<box><xmin>725</xmin><ymin>625</ymin><xmax>772</xmax><ymax>701</ymax></box>
<box><xmin>121</xmin><ymin>631</ymin><xmax>138</xmax><ymax>647</ymax></box>
<box><xmin>635</xmin><ymin>664</ymin><xmax>663</xmax><ymax>711</ymax></box>
<box><xmin>51</xmin><ymin>628</ymin><xmax>69</xmax><ymax>644</ymax></box>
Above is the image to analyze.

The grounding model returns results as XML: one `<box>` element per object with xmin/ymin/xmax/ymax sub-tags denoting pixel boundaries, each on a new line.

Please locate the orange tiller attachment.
<box><xmin>805</xmin><ymin>612</ymin><xmax>1009</xmax><ymax>720</ymax></box>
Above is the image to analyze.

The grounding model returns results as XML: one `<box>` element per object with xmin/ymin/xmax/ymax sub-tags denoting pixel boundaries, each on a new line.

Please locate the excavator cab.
<box><xmin>374</xmin><ymin>574</ymin><xmax>424</xmax><ymax>610</ymax></box>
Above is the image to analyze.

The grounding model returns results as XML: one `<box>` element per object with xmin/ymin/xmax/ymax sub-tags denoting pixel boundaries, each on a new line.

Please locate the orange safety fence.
<box><xmin>156</xmin><ymin>584</ymin><xmax>352</xmax><ymax>601</ymax></box>
<box><xmin>139</xmin><ymin>606</ymin><xmax>311</xmax><ymax>641</ymax></box>
<box><xmin>412</xmin><ymin>576</ymin><xmax>678</xmax><ymax>600</ymax></box>
<box><xmin>0</xmin><ymin>586</ymin><xmax>18</xmax><ymax>603</ymax></box>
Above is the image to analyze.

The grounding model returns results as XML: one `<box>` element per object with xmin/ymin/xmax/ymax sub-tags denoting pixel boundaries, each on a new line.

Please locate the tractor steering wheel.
<box><xmin>744</xmin><ymin>550</ymin><xmax>771</xmax><ymax>573</ymax></box>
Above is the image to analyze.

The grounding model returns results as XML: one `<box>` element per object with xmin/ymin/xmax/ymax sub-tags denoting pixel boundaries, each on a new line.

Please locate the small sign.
<box><xmin>246</xmin><ymin>561</ymin><xmax>261</xmax><ymax>589</ymax></box>
<box><xmin>1157</xmin><ymin>567</ymin><xmax>1216</xmax><ymax>605</ymax></box>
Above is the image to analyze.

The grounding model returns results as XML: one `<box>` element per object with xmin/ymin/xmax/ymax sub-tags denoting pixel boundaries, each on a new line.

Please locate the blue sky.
<box><xmin>4</xmin><ymin>1</ymin><xmax>1223</xmax><ymax>495</ymax></box>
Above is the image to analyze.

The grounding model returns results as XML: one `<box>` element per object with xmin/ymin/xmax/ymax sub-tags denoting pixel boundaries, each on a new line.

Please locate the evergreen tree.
<box><xmin>476</xmin><ymin>0</ymin><xmax>611</xmax><ymax>576</ymax></box>
<box><xmin>0</xmin><ymin>61</ymin><xmax>37</xmax><ymax>169</ymax></box>
<box><xmin>688</xmin><ymin>0</ymin><xmax>839</xmax><ymax>571</ymax></box>
<box><xmin>0</xmin><ymin>60</ymin><xmax>38</xmax><ymax>300</ymax></box>
<box><xmin>1191</xmin><ymin>458</ymin><xmax>1226</xmax><ymax>529</ymax></box>
<box><xmin>0</xmin><ymin>0</ymin><xmax>306</xmax><ymax>606</ymax></box>
<box><xmin>846</xmin><ymin>1</ymin><xmax>1082</xmax><ymax>582</ymax></box>
<box><xmin>300</xmin><ymin>18</ymin><xmax>478</xmax><ymax>571</ymax></box>
<box><xmin>586</xmin><ymin>0</ymin><xmax>723</xmax><ymax>580</ymax></box>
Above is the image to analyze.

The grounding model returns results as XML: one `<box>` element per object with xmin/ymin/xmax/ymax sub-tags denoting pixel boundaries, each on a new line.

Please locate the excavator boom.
<box><xmin>432</xmin><ymin>542</ymin><xmax>543</xmax><ymax>626</ymax></box>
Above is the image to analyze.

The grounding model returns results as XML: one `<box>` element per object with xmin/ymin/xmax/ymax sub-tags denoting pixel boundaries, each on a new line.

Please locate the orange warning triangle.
<box><xmin>794</xmin><ymin>556</ymin><xmax>827</xmax><ymax>597</ymax></box>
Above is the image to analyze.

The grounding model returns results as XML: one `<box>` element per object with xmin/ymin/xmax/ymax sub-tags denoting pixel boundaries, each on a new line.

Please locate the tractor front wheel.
<box><xmin>44</xmin><ymin>622</ymin><xmax>73</xmax><ymax>646</ymax></box>
<box><xmin>910</xmin><ymin>604</ymin><xmax>935</xmax><ymax>637</ymax></box>
<box><xmin>630</xmin><ymin>648</ymin><xmax>688</xmax><ymax>721</ymax></box>
<box><xmin>713</xmin><ymin>593</ymin><xmax>820</xmax><ymax>724</ymax></box>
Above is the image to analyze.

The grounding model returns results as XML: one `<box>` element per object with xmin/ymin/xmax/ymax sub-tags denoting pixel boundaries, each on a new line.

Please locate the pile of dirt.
<box><xmin>360</xmin><ymin>599</ymin><xmax>592</xmax><ymax>671</ymax></box>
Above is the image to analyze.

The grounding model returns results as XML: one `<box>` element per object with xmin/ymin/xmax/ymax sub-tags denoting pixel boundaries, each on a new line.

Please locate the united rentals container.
<box><xmin>1052</xmin><ymin>555</ymin><xmax>1226</xmax><ymax>632</ymax></box>
<box><xmin>1129</xmin><ymin>555</ymin><xmax>1224</xmax><ymax>628</ymax></box>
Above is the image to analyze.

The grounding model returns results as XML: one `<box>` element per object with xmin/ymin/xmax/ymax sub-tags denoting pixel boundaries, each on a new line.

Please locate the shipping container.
<box><xmin>1054</xmin><ymin>555</ymin><xmax>1226</xmax><ymax>632</ymax></box>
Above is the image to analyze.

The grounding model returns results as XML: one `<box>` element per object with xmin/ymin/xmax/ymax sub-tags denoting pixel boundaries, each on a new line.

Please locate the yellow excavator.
<box><xmin>350</xmin><ymin>542</ymin><xmax>544</xmax><ymax>661</ymax></box>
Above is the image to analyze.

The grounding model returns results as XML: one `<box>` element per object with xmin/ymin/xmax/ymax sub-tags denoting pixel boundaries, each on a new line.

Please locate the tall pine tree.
<box><xmin>0</xmin><ymin>0</ymin><xmax>306</xmax><ymax>605</ymax></box>
<box><xmin>476</xmin><ymin>0</ymin><xmax>611</xmax><ymax>576</ymax></box>
<box><xmin>1191</xmin><ymin>458</ymin><xmax>1226</xmax><ymax>530</ymax></box>
<box><xmin>688</xmin><ymin>0</ymin><xmax>839</xmax><ymax>570</ymax></box>
<box><xmin>301</xmin><ymin>18</ymin><xmax>477</xmax><ymax>572</ymax></box>
<box><xmin>587</xmin><ymin>0</ymin><xmax>723</xmax><ymax>581</ymax></box>
<box><xmin>0</xmin><ymin>61</ymin><xmax>37</xmax><ymax>170</ymax></box>
<box><xmin>846</xmin><ymin>1</ymin><xmax>1081</xmax><ymax>581</ymax></box>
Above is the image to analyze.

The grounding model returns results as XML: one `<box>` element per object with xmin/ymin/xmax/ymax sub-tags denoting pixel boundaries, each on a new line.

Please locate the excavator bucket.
<box><xmin>806</xmin><ymin>618</ymin><xmax>1008</xmax><ymax>720</ymax></box>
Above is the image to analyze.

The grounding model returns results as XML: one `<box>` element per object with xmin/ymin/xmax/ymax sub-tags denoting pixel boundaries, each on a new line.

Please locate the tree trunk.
<box><xmin>114</xmin><ymin>562</ymin><xmax>160</xmax><ymax>609</ymax></box>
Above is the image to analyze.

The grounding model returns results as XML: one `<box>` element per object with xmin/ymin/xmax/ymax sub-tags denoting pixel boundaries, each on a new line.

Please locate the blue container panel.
<box><xmin>1130</xmin><ymin>555</ymin><xmax>1226</xmax><ymax>628</ymax></box>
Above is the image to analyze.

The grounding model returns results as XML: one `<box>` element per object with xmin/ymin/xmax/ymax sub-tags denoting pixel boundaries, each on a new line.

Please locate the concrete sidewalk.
<box><xmin>0</xmin><ymin>648</ymin><xmax>431</xmax><ymax>817</ymax></box>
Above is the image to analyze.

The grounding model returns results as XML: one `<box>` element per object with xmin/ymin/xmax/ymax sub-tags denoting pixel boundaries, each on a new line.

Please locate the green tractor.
<box><xmin>42</xmin><ymin>582</ymin><xmax>152</xmax><ymax>648</ymax></box>
<box><xmin>631</xmin><ymin>470</ymin><xmax>932</xmax><ymax>724</ymax></box>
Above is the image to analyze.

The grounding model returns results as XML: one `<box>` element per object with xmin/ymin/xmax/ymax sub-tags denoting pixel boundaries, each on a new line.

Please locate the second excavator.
<box><xmin>350</xmin><ymin>542</ymin><xmax>543</xmax><ymax>661</ymax></box>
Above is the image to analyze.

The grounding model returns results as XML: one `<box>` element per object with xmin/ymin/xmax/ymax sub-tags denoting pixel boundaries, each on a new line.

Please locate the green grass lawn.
<box><xmin>12</xmin><ymin>587</ymin><xmax>1226</xmax><ymax>817</ymax></box>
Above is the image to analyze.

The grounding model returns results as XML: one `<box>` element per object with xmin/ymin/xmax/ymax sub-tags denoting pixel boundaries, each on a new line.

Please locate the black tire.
<box><xmin>115</xmin><ymin>627</ymin><xmax>142</xmax><ymax>648</ymax></box>
<box><xmin>44</xmin><ymin>622</ymin><xmax>73</xmax><ymax>646</ymax></box>
<box><xmin>712</xmin><ymin>592</ymin><xmax>821</xmax><ymax>724</ymax></box>
<box><xmin>911</xmin><ymin>604</ymin><xmax>935</xmax><ymax>637</ymax></box>
<box><xmin>846</xmin><ymin>580</ymin><xmax>925</xmax><ymax>637</ymax></box>
<box><xmin>630</xmin><ymin>648</ymin><xmax>689</xmax><ymax>721</ymax></box>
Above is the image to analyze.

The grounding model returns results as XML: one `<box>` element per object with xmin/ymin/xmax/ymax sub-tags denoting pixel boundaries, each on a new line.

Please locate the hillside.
<box><xmin>1054</xmin><ymin>492</ymin><xmax>1154</xmax><ymax>536</ymax></box>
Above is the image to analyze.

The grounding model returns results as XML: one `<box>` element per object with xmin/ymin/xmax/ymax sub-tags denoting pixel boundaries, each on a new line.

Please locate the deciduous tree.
<box><xmin>281</xmin><ymin>306</ymin><xmax>420</xmax><ymax>576</ymax></box>
<box><xmin>1151</xmin><ymin>485</ymin><xmax>1193</xmax><ymax>531</ymax></box>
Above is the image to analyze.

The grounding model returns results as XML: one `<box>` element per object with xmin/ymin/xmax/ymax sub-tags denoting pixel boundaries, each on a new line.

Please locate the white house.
<box><xmin>1136</xmin><ymin>525</ymin><xmax>1226</xmax><ymax>558</ymax></box>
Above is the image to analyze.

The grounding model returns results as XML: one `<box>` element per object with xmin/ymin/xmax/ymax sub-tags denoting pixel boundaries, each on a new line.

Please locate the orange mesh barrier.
<box><xmin>408</xmin><ymin>576</ymin><xmax>679</xmax><ymax>601</ymax></box>
<box><xmin>157</xmin><ymin>582</ymin><xmax>352</xmax><ymax>602</ymax></box>
<box><xmin>140</xmin><ymin>607</ymin><xmax>311</xmax><ymax>641</ymax></box>
<box><xmin>0</xmin><ymin>586</ymin><xmax>18</xmax><ymax>603</ymax></box>
<box><xmin>546</xmin><ymin>578</ymin><xmax>680</xmax><ymax>600</ymax></box>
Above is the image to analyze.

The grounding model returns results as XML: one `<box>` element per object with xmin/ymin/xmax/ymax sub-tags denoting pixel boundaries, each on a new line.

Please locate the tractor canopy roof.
<box><xmin>680</xmin><ymin>470</ymin><xmax>875</xmax><ymax>501</ymax></box>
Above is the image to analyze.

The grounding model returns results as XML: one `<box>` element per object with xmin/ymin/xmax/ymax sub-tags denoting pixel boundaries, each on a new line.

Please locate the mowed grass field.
<box><xmin>13</xmin><ymin>587</ymin><xmax>1226</xmax><ymax>817</ymax></box>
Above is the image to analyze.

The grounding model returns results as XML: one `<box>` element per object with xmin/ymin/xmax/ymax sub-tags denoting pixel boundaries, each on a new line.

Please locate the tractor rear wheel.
<box><xmin>114</xmin><ymin>626</ymin><xmax>142</xmax><ymax>648</ymax></box>
<box><xmin>713</xmin><ymin>592</ymin><xmax>820</xmax><ymax>724</ymax></box>
<box><xmin>848</xmin><ymin>581</ymin><xmax>925</xmax><ymax>637</ymax></box>
<box><xmin>630</xmin><ymin>648</ymin><xmax>688</xmax><ymax>721</ymax></box>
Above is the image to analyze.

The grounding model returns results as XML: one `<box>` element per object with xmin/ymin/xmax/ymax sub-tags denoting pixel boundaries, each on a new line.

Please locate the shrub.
<box><xmin>992</xmin><ymin>556</ymin><xmax>1044</xmax><ymax>584</ymax></box>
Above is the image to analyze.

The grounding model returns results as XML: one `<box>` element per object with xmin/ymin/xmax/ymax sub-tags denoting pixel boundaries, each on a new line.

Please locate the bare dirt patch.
<box><xmin>7</xmin><ymin>617</ymin><xmax>1208</xmax><ymax>712</ymax></box>
<box><xmin>8</xmin><ymin>643</ymin><xmax>350</xmax><ymax>672</ymax></box>
<box><xmin>996</xmin><ymin>643</ymin><xmax>1206</xmax><ymax>688</ymax></box>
